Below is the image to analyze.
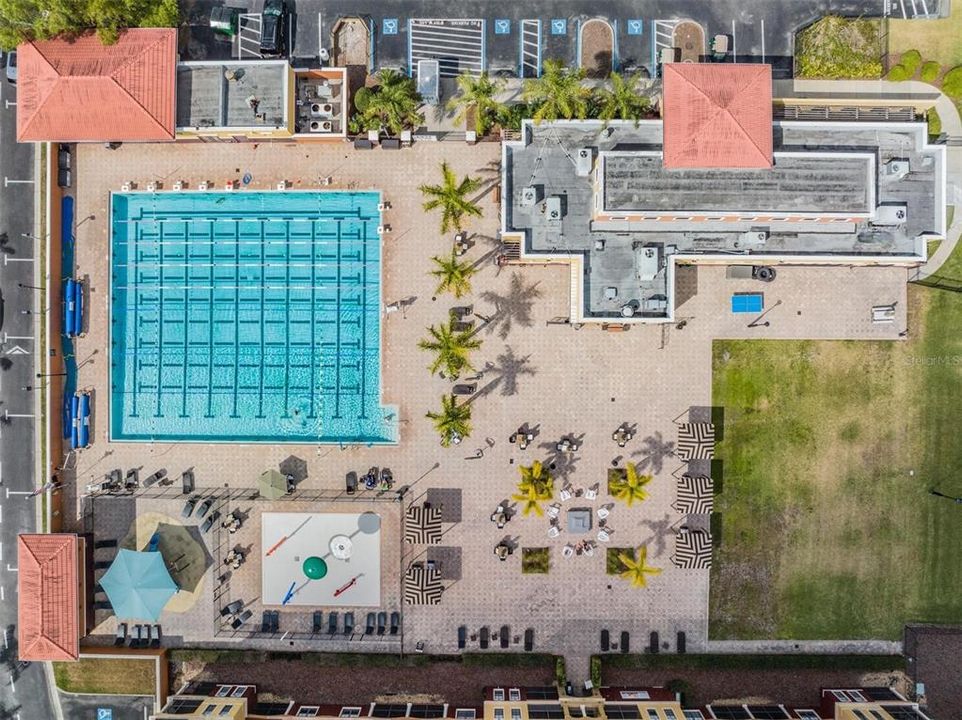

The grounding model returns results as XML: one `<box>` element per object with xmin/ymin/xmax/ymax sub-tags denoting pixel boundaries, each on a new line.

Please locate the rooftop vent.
<box><xmin>545</xmin><ymin>196</ymin><xmax>563</xmax><ymax>222</ymax></box>
<box><xmin>873</xmin><ymin>205</ymin><xmax>907</xmax><ymax>226</ymax></box>
<box><xmin>520</xmin><ymin>186</ymin><xmax>539</xmax><ymax>207</ymax></box>
<box><xmin>575</xmin><ymin>148</ymin><xmax>593</xmax><ymax>177</ymax></box>
<box><xmin>883</xmin><ymin>159</ymin><xmax>910</xmax><ymax>180</ymax></box>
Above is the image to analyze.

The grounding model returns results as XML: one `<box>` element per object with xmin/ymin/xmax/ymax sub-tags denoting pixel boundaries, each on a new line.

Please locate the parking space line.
<box><xmin>410</xmin><ymin>19</ymin><xmax>484</xmax><ymax>77</ymax></box>
<box><xmin>521</xmin><ymin>19</ymin><xmax>541</xmax><ymax>78</ymax></box>
<box><xmin>731</xmin><ymin>19</ymin><xmax>737</xmax><ymax>61</ymax></box>
<box><xmin>760</xmin><ymin>19</ymin><xmax>765</xmax><ymax>64</ymax></box>
<box><xmin>238</xmin><ymin>13</ymin><xmax>263</xmax><ymax>60</ymax></box>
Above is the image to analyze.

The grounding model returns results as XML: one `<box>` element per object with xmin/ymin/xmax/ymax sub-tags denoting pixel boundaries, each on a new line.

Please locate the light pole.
<box><xmin>18</xmin><ymin>282</ymin><xmax>43</xmax><ymax>291</ymax></box>
<box><xmin>929</xmin><ymin>488</ymin><xmax>962</xmax><ymax>504</ymax></box>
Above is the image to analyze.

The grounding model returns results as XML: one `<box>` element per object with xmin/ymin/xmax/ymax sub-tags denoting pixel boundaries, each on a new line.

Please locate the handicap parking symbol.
<box><xmin>382</xmin><ymin>18</ymin><xmax>399</xmax><ymax>35</ymax></box>
<box><xmin>627</xmin><ymin>19</ymin><xmax>644</xmax><ymax>36</ymax></box>
<box><xmin>494</xmin><ymin>19</ymin><xmax>511</xmax><ymax>35</ymax></box>
<box><xmin>97</xmin><ymin>710</ymin><xmax>113</xmax><ymax>720</ymax></box>
<box><xmin>551</xmin><ymin>18</ymin><xmax>567</xmax><ymax>35</ymax></box>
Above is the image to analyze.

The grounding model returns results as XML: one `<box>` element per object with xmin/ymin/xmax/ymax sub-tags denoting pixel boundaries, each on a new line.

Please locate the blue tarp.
<box><xmin>99</xmin><ymin>549</ymin><xmax>178</xmax><ymax>621</ymax></box>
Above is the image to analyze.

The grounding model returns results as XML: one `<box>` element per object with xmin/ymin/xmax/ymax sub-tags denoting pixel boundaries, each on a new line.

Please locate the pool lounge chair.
<box><xmin>524</xmin><ymin>628</ymin><xmax>534</xmax><ymax>652</ymax></box>
<box><xmin>500</xmin><ymin>625</ymin><xmax>509</xmax><ymax>649</ymax></box>
<box><xmin>232</xmin><ymin>610</ymin><xmax>252</xmax><ymax>630</ymax></box>
<box><xmin>649</xmin><ymin>631</ymin><xmax>659</xmax><ymax>654</ymax></box>
<box><xmin>270</xmin><ymin>611</ymin><xmax>280</xmax><ymax>634</ymax></box>
<box><xmin>600</xmin><ymin>629</ymin><xmax>610</xmax><ymax>652</ymax></box>
<box><xmin>313</xmin><ymin>611</ymin><xmax>323</xmax><ymax>634</ymax></box>
<box><xmin>390</xmin><ymin>611</ymin><xmax>400</xmax><ymax>635</ymax></box>
<box><xmin>677</xmin><ymin>631</ymin><xmax>686</xmax><ymax>654</ymax></box>
<box><xmin>261</xmin><ymin>612</ymin><xmax>272</xmax><ymax>633</ymax></box>
<box><xmin>479</xmin><ymin>626</ymin><xmax>489</xmax><ymax>649</ymax></box>
<box><xmin>620</xmin><ymin>631</ymin><xmax>629</xmax><ymax>654</ymax></box>
<box><xmin>458</xmin><ymin>626</ymin><xmax>467</xmax><ymax>649</ymax></box>
<box><xmin>328</xmin><ymin>611</ymin><xmax>339</xmax><ymax>635</ymax></box>
<box><xmin>346</xmin><ymin>471</ymin><xmax>358</xmax><ymax>494</ymax></box>
<box><xmin>222</xmin><ymin>600</ymin><xmax>243</xmax><ymax>618</ymax></box>
<box><xmin>151</xmin><ymin>625</ymin><xmax>161</xmax><ymax>649</ymax></box>
<box><xmin>344</xmin><ymin>612</ymin><xmax>355</xmax><ymax>636</ymax></box>
<box><xmin>365</xmin><ymin>613</ymin><xmax>376</xmax><ymax>635</ymax></box>
<box><xmin>114</xmin><ymin>623</ymin><xmax>127</xmax><ymax>647</ymax></box>
<box><xmin>377</xmin><ymin>611</ymin><xmax>387</xmax><ymax>635</ymax></box>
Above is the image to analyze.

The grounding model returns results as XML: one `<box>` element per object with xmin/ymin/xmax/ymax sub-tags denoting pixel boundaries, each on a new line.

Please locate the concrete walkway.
<box><xmin>704</xmin><ymin>639</ymin><xmax>903</xmax><ymax>655</ymax></box>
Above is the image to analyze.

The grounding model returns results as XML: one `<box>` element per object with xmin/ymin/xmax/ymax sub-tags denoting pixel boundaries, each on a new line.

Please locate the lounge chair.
<box><xmin>92</xmin><ymin>600</ymin><xmax>112</xmax><ymax>611</ymax></box>
<box><xmin>600</xmin><ymin>629</ymin><xmax>610</xmax><ymax>652</ymax></box>
<box><xmin>585</xmin><ymin>487</ymin><xmax>598</xmax><ymax>500</ymax></box>
<box><xmin>313</xmin><ymin>611</ymin><xmax>323</xmax><ymax>634</ymax></box>
<box><xmin>548</xmin><ymin>526</ymin><xmax>560</xmax><ymax>538</ymax></box>
<box><xmin>94</xmin><ymin>560</ymin><xmax>111</xmax><ymax>570</ymax></box>
<box><xmin>182</xmin><ymin>495</ymin><xmax>198</xmax><ymax>518</ymax></box>
<box><xmin>559</xmin><ymin>488</ymin><xmax>572</xmax><ymax>502</ymax></box>
<box><xmin>452</xmin><ymin>384</ymin><xmax>476</xmax><ymax>396</ymax></box>
<box><xmin>260</xmin><ymin>612</ymin><xmax>271</xmax><ymax>633</ymax></box>
<box><xmin>457</xmin><ymin>625</ymin><xmax>467</xmax><ymax>649</ymax></box>
<box><xmin>271</xmin><ymin>611</ymin><xmax>280</xmax><ymax>634</ymax></box>
<box><xmin>677</xmin><ymin>631</ymin><xmax>686</xmax><ymax>654</ymax></box>
<box><xmin>328</xmin><ymin>611</ymin><xmax>338</xmax><ymax>635</ymax></box>
<box><xmin>377</xmin><ymin>611</ymin><xmax>387</xmax><ymax>635</ymax></box>
<box><xmin>221</xmin><ymin>600</ymin><xmax>243</xmax><ymax>617</ymax></box>
<box><xmin>197</xmin><ymin>498</ymin><xmax>214</xmax><ymax>518</ymax></box>
<box><xmin>649</xmin><ymin>631</ymin><xmax>659</xmax><ymax>654</ymax></box>
<box><xmin>151</xmin><ymin>625</ymin><xmax>161</xmax><ymax>649</ymax></box>
<box><xmin>620</xmin><ymin>631</ymin><xmax>629</xmax><ymax>654</ymax></box>
<box><xmin>524</xmin><ymin>628</ymin><xmax>534</xmax><ymax>652</ymax></box>
<box><xmin>346</xmin><ymin>471</ymin><xmax>358</xmax><ymax>494</ymax></box>
<box><xmin>130</xmin><ymin>624</ymin><xmax>143</xmax><ymax>648</ymax></box>
<box><xmin>94</xmin><ymin>538</ymin><xmax>118</xmax><ymax>550</ymax></box>
<box><xmin>232</xmin><ymin>610</ymin><xmax>252</xmax><ymax>630</ymax></box>
<box><xmin>389</xmin><ymin>611</ymin><xmax>400</xmax><ymax>635</ymax></box>
<box><xmin>181</xmin><ymin>469</ymin><xmax>195</xmax><ymax>494</ymax></box>
<box><xmin>365</xmin><ymin>613</ymin><xmax>376</xmax><ymax>635</ymax></box>
<box><xmin>114</xmin><ymin>623</ymin><xmax>127</xmax><ymax>647</ymax></box>
<box><xmin>344</xmin><ymin>612</ymin><xmax>355</xmax><ymax>636</ymax></box>
<box><xmin>500</xmin><ymin>625</ymin><xmax>509</xmax><ymax>649</ymax></box>
<box><xmin>479</xmin><ymin>626</ymin><xmax>489</xmax><ymax>649</ymax></box>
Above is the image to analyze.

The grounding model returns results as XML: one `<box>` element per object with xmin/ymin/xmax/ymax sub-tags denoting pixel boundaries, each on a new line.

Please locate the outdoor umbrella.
<box><xmin>99</xmin><ymin>548</ymin><xmax>178</xmax><ymax>621</ymax></box>
<box><xmin>259</xmin><ymin>469</ymin><xmax>287</xmax><ymax>500</ymax></box>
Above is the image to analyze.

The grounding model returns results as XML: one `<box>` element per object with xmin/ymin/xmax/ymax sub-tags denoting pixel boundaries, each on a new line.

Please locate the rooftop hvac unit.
<box><xmin>883</xmin><ymin>159</ymin><xmax>910</xmax><ymax>179</ymax></box>
<box><xmin>309</xmin><ymin>120</ymin><xmax>333</xmax><ymax>133</ymax></box>
<box><xmin>735</xmin><ymin>230</ymin><xmax>768</xmax><ymax>248</ymax></box>
<box><xmin>575</xmin><ymin>148</ymin><xmax>593</xmax><ymax>177</ymax></box>
<box><xmin>311</xmin><ymin>103</ymin><xmax>334</xmax><ymax>117</ymax></box>
<box><xmin>873</xmin><ymin>205</ymin><xmax>907</xmax><ymax>226</ymax></box>
<box><xmin>520</xmin><ymin>186</ymin><xmax>539</xmax><ymax>207</ymax></box>
<box><xmin>635</xmin><ymin>245</ymin><xmax>660</xmax><ymax>282</ymax></box>
<box><xmin>545</xmin><ymin>196</ymin><xmax>562</xmax><ymax>222</ymax></box>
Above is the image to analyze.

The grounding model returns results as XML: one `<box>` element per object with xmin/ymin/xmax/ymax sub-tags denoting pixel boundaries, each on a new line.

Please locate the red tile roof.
<box><xmin>18</xmin><ymin>534</ymin><xmax>81</xmax><ymax>662</ymax></box>
<box><xmin>662</xmin><ymin>64</ymin><xmax>773</xmax><ymax>170</ymax></box>
<box><xmin>17</xmin><ymin>29</ymin><xmax>177</xmax><ymax>142</ymax></box>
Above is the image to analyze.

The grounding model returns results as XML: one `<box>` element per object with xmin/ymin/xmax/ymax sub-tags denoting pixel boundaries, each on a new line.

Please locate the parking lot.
<box><xmin>181</xmin><ymin>0</ymin><xmax>942</xmax><ymax>78</ymax></box>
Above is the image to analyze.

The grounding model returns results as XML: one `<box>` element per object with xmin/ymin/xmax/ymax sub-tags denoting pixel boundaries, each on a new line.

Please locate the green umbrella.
<box><xmin>258</xmin><ymin>469</ymin><xmax>287</xmax><ymax>500</ymax></box>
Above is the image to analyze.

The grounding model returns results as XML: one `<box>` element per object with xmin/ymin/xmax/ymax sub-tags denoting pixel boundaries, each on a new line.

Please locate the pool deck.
<box><xmin>68</xmin><ymin>140</ymin><xmax>909</xmax><ymax>673</ymax></box>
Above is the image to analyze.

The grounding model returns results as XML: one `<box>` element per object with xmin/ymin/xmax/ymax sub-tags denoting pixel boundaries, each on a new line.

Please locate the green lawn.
<box><xmin>53</xmin><ymin>657</ymin><xmax>156</xmax><ymax>696</ymax></box>
<box><xmin>889</xmin><ymin>5</ymin><xmax>962</xmax><ymax>69</ymax></box>
<box><xmin>710</xmin><ymin>247</ymin><xmax>962</xmax><ymax>639</ymax></box>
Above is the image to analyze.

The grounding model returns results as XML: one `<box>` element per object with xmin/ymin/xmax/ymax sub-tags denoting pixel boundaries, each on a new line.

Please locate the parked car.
<box><xmin>6</xmin><ymin>51</ymin><xmax>16</xmax><ymax>84</ymax></box>
<box><xmin>196</xmin><ymin>497</ymin><xmax>214</xmax><ymax>518</ymax></box>
<box><xmin>259</xmin><ymin>0</ymin><xmax>287</xmax><ymax>57</ymax></box>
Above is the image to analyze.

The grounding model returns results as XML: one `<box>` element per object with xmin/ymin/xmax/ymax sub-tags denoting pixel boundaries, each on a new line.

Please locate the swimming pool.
<box><xmin>109</xmin><ymin>191</ymin><xmax>397</xmax><ymax>444</ymax></box>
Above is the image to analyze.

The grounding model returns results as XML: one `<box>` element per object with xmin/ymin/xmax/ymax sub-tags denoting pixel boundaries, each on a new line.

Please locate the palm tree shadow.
<box><xmin>631</xmin><ymin>431</ymin><xmax>675</xmax><ymax>474</ymax></box>
<box><xmin>478</xmin><ymin>272</ymin><xmax>542</xmax><ymax>340</ymax></box>
<box><xmin>639</xmin><ymin>513</ymin><xmax>675</xmax><ymax>556</ymax></box>
<box><xmin>474</xmin><ymin>345</ymin><xmax>536</xmax><ymax>399</ymax></box>
<box><xmin>537</xmin><ymin>446</ymin><xmax>581</xmax><ymax>481</ymax></box>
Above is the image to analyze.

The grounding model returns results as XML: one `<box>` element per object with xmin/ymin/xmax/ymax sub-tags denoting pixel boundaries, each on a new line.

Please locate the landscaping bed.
<box><xmin>53</xmin><ymin>657</ymin><xmax>156</xmax><ymax>696</ymax></box>
<box><xmin>795</xmin><ymin>17</ymin><xmax>882</xmax><ymax>78</ymax></box>
<box><xmin>170</xmin><ymin>651</ymin><xmax>557</xmax><ymax>706</ymax></box>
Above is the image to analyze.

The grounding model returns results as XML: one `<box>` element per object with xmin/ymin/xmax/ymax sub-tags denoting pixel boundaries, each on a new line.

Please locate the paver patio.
<box><xmin>67</xmin><ymin>140</ymin><xmax>909</xmax><ymax>673</ymax></box>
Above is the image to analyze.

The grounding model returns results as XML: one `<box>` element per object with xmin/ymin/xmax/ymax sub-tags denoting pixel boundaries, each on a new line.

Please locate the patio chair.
<box><xmin>620</xmin><ymin>631</ymin><xmax>629</xmax><ymax>654</ymax></box>
<box><xmin>377</xmin><ymin>611</ymin><xmax>387</xmax><ymax>635</ymax></box>
<box><xmin>458</xmin><ymin>626</ymin><xmax>467</xmax><ymax>649</ymax></box>
<box><xmin>365</xmin><ymin>613</ymin><xmax>376</xmax><ymax>635</ymax></box>
<box><xmin>597</xmin><ymin>529</ymin><xmax>611</xmax><ymax>542</ymax></box>
<box><xmin>562</xmin><ymin>544</ymin><xmax>575</xmax><ymax>558</ymax></box>
<box><xmin>649</xmin><ymin>631</ymin><xmax>659</xmax><ymax>654</ymax></box>
<box><xmin>328</xmin><ymin>611</ymin><xmax>339</xmax><ymax>636</ymax></box>
<box><xmin>598</xmin><ymin>507</ymin><xmax>610</xmax><ymax>520</ymax></box>
<box><xmin>559</xmin><ymin>488</ymin><xmax>572</xmax><ymax>502</ymax></box>
<box><xmin>312</xmin><ymin>611</ymin><xmax>323</xmax><ymax>634</ymax></box>
<box><xmin>600</xmin><ymin>629</ymin><xmax>610</xmax><ymax>652</ymax></box>
<box><xmin>500</xmin><ymin>625</ymin><xmax>510</xmax><ymax>649</ymax></box>
<box><xmin>548</xmin><ymin>526</ymin><xmax>560</xmax><ymax>538</ymax></box>
<box><xmin>114</xmin><ymin>623</ymin><xmax>127</xmax><ymax>647</ymax></box>
<box><xmin>583</xmin><ymin>544</ymin><xmax>595</xmax><ymax>557</ymax></box>
<box><xmin>546</xmin><ymin>504</ymin><xmax>560</xmax><ymax>519</ymax></box>
<box><xmin>390</xmin><ymin>611</ymin><xmax>400</xmax><ymax>635</ymax></box>
<box><xmin>479</xmin><ymin>626</ymin><xmax>490</xmax><ymax>649</ymax></box>
<box><xmin>585</xmin><ymin>487</ymin><xmax>598</xmax><ymax>501</ymax></box>
<box><xmin>344</xmin><ymin>612</ymin><xmax>355</xmax><ymax>636</ymax></box>
<box><xmin>151</xmin><ymin>625</ymin><xmax>162</xmax><ymax>649</ymax></box>
<box><xmin>524</xmin><ymin>628</ymin><xmax>534</xmax><ymax>652</ymax></box>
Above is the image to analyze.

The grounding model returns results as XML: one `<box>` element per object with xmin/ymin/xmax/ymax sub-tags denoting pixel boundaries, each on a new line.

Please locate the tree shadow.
<box><xmin>631</xmin><ymin>431</ymin><xmax>676</xmax><ymax>474</ymax></box>
<box><xmin>0</xmin><ymin>233</ymin><xmax>14</xmax><ymax>256</ymax></box>
<box><xmin>476</xmin><ymin>345</ymin><xmax>536</xmax><ymax>399</ymax></box>
<box><xmin>639</xmin><ymin>513</ymin><xmax>675</xmax><ymax>556</ymax></box>
<box><xmin>478</xmin><ymin>272</ymin><xmax>542</xmax><ymax>340</ymax></box>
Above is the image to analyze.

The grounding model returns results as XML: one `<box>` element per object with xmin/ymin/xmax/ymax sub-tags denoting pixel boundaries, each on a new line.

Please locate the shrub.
<box><xmin>942</xmin><ymin>66</ymin><xmax>962</xmax><ymax>97</ymax></box>
<box><xmin>795</xmin><ymin>17</ymin><xmax>882</xmax><ymax>79</ymax></box>
<box><xmin>887</xmin><ymin>64</ymin><xmax>911</xmax><ymax>81</ymax></box>
<box><xmin>920</xmin><ymin>61</ymin><xmax>941</xmax><ymax>83</ymax></box>
<box><xmin>667</xmin><ymin>678</ymin><xmax>692</xmax><ymax>704</ymax></box>
<box><xmin>590</xmin><ymin>656</ymin><xmax>602</xmax><ymax>688</ymax></box>
<box><xmin>522</xmin><ymin>547</ymin><xmax>550</xmax><ymax>574</ymax></box>
<box><xmin>900</xmin><ymin>49</ymin><xmax>922</xmax><ymax>74</ymax></box>
<box><xmin>555</xmin><ymin>656</ymin><xmax>567</xmax><ymax>686</ymax></box>
<box><xmin>353</xmin><ymin>86</ymin><xmax>372</xmax><ymax>113</ymax></box>
<box><xmin>928</xmin><ymin>109</ymin><xmax>942</xmax><ymax>138</ymax></box>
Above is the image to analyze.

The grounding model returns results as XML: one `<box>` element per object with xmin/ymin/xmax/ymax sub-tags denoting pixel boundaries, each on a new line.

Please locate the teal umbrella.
<box><xmin>100</xmin><ymin>549</ymin><xmax>178</xmax><ymax>621</ymax></box>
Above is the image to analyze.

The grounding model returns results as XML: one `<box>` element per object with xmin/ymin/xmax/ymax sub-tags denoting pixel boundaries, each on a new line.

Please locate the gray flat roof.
<box><xmin>602</xmin><ymin>153</ymin><xmax>872</xmax><ymax>215</ymax></box>
<box><xmin>176</xmin><ymin>62</ymin><xmax>288</xmax><ymax>130</ymax></box>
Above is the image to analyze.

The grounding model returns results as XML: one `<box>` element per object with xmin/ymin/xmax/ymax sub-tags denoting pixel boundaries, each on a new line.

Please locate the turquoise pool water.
<box><xmin>110</xmin><ymin>191</ymin><xmax>396</xmax><ymax>443</ymax></box>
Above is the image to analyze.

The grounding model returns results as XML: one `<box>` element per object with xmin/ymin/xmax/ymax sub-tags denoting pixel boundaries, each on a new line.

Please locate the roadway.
<box><xmin>0</xmin><ymin>71</ymin><xmax>57</xmax><ymax>720</ymax></box>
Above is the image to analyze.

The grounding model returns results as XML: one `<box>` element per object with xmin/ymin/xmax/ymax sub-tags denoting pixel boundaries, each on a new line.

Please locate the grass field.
<box><xmin>888</xmin><ymin>5</ymin><xmax>962</xmax><ymax>69</ymax></box>
<box><xmin>710</xmin><ymin>248</ymin><xmax>962</xmax><ymax>639</ymax></box>
<box><xmin>53</xmin><ymin>657</ymin><xmax>156</xmax><ymax>696</ymax></box>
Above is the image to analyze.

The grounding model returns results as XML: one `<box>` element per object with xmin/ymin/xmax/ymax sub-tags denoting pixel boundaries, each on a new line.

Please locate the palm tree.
<box><xmin>522</xmin><ymin>59</ymin><xmax>591</xmax><ymax>123</ymax></box>
<box><xmin>419</xmin><ymin>162</ymin><xmax>483</xmax><ymax>234</ymax></box>
<box><xmin>594</xmin><ymin>71</ymin><xmax>650</xmax><ymax>126</ymax></box>
<box><xmin>426</xmin><ymin>394</ymin><xmax>472</xmax><ymax>447</ymax></box>
<box><xmin>616</xmin><ymin>545</ymin><xmax>662</xmax><ymax>588</ymax></box>
<box><xmin>418</xmin><ymin>321</ymin><xmax>482</xmax><ymax>379</ymax></box>
<box><xmin>447</xmin><ymin>72</ymin><xmax>506</xmax><ymax>137</ymax></box>
<box><xmin>430</xmin><ymin>250</ymin><xmax>477</xmax><ymax>298</ymax></box>
<box><xmin>513</xmin><ymin>460</ymin><xmax>554</xmax><ymax>515</ymax></box>
<box><xmin>609</xmin><ymin>462</ymin><xmax>652</xmax><ymax>506</ymax></box>
<box><xmin>361</xmin><ymin>69</ymin><xmax>425</xmax><ymax>135</ymax></box>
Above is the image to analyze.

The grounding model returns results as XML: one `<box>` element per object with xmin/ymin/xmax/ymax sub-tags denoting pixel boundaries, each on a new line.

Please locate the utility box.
<box><xmin>417</xmin><ymin>59</ymin><xmax>440</xmax><ymax>105</ymax></box>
